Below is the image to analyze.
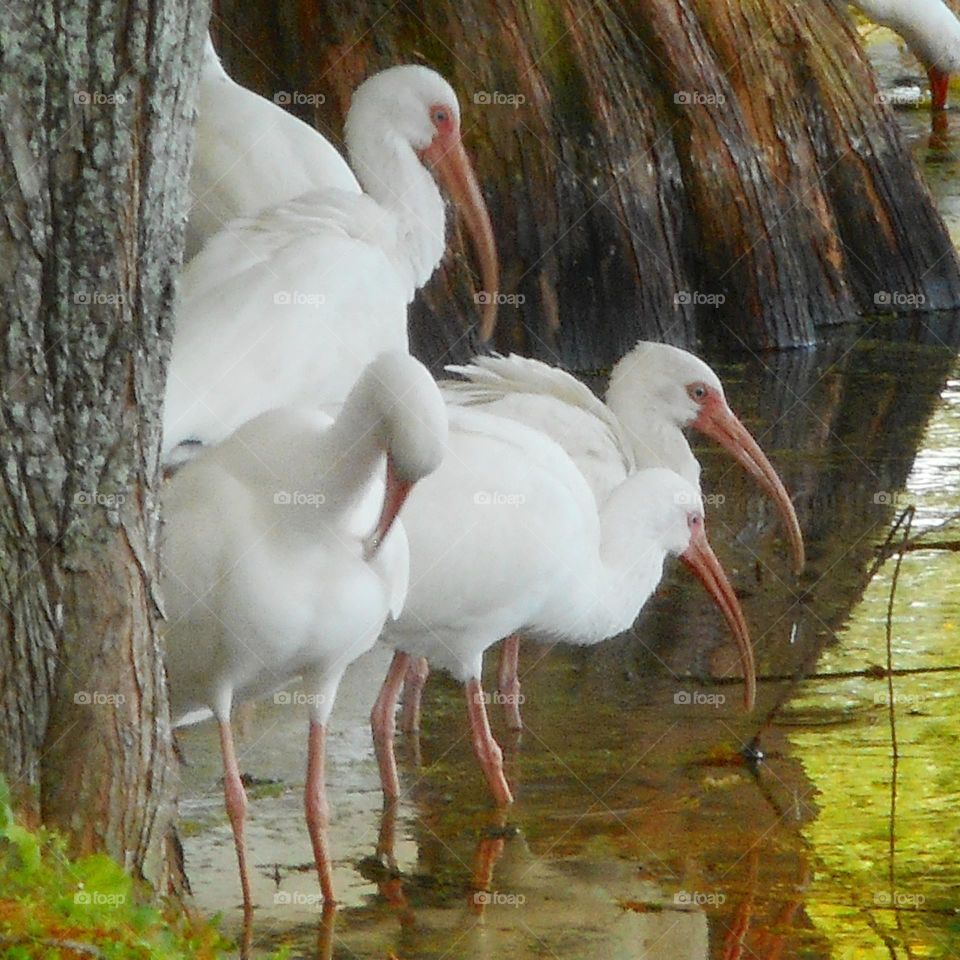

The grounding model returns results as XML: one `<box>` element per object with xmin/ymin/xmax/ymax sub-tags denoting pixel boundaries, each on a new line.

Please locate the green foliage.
<box><xmin>0</xmin><ymin>775</ymin><xmax>236</xmax><ymax>960</ymax></box>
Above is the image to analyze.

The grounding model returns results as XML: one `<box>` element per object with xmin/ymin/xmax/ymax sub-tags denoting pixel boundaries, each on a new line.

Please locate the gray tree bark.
<box><xmin>0</xmin><ymin>0</ymin><xmax>209</xmax><ymax>892</ymax></box>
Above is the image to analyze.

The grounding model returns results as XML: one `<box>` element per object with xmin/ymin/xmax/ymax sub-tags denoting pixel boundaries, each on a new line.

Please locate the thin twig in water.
<box><xmin>885</xmin><ymin>506</ymin><xmax>914</xmax><ymax>912</ymax></box>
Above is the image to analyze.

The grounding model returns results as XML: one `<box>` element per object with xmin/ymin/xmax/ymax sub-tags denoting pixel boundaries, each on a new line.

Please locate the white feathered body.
<box><xmin>162</xmin><ymin>406</ymin><xmax>408</xmax><ymax>727</ymax></box>
<box><xmin>164</xmin><ymin>192</ymin><xmax>410</xmax><ymax>462</ymax></box>
<box><xmin>187</xmin><ymin>38</ymin><xmax>360</xmax><ymax>259</ymax></box>
<box><xmin>380</xmin><ymin>406</ymin><xmax>675</xmax><ymax>682</ymax></box>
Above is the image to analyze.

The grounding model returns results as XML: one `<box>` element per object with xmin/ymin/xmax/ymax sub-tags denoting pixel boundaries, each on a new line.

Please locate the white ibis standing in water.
<box><xmin>410</xmin><ymin>342</ymin><xmax>801</xmax><ymax>729</ymax></box>
<box><xmin>371</xmin><ymin>405</ymin><xmax>754</xmax><ymax>807</ymax></box>
<box><xmin>162</xmin><ymin>353</ymin><xmax>447</xmax><ymax>907</ymax></box>
<box><xmin>164</xmin><ymin>63</ymin><xmax>498</xmax><ymax>466</ymax></box>
<box><xmin>853</xmin><ymin>0</ymin><xmax>960</xmax><ymax>111</ymax></box>
<box><xmin>186</xmin><ymin>35</ymin><xmax>361</xmax><ymax>259</ymax></box>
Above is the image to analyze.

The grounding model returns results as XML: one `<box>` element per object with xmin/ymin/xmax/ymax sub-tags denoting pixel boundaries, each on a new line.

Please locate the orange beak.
<box><xmin>681</xmin><ymin>521</ymin><xmax>756</xmax><ymax>711</ymax></box>
<box><xmin>694</xmin><ymin>397</ymin><xmax>805</xmax><ymax>574</ymax></box>
<box><xmin>420</xmin><ymin>134</ymin><xmax>500</xmax><ymax>342</ymax></box>
<box><xmin>364</xmin><ymin>456</ymin><xmax>413</xmax><ymax>560</ymax></box>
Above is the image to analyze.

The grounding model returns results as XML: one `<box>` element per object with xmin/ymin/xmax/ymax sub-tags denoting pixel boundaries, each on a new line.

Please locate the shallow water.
<box><xmin>177</xmin><ymin>38</ymin><xmax>960</xmax><ymax>960</ymax></box>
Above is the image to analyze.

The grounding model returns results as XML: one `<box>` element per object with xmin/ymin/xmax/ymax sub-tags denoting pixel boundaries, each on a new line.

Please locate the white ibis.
<box><xmin>853</xmin><ymin>0</ymin><xmax>960</xmax><ymax>111</ymax></box>
<box><xmin>164</xmin><ymin>63</ymin><xmax>498</xmax><ymax>466</ymax></box>
<box><xmin>371</xmin><ymin>406</ymin><xmax>754</xmax><ymax>807</ymax></box>
<box><xmin>432</xmin><ymin>342</ymin><xmax>802</xmax><ymax>728</ymax></box>
<box><xmin>186</xmin><ymin>35</ymin><xmax>360</xmax><ymax>259</ymax></box>
<box><xmin>162</xmin><ymin>352</ymin><xmax>447</xmax><ymax>907</ymax></box>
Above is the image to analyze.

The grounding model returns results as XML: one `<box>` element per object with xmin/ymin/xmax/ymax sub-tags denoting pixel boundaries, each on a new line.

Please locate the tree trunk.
<box><xmin>0</xmin><ymin>0</ymin><xmax>209</xmax><ymax>893</ymax></box>
<box><xmin>210</xmin><ymin>0</ymin><xmax>960</xmax><ymax>366</ymax></box>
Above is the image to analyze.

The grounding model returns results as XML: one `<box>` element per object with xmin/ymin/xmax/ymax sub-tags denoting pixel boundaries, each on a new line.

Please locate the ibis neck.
<box><xmin>346</xmin><ymin>130</ymin><xmax>447</xmax><ymax>295</ymax></box>
<box><xmin>553</xmin><ymin>498</ymin><xmax>668</xmax><ymax>647</ymax></box>
<box><xmin>605</xmin><ymin>388</ymin><xmax>700</xmax><ymax>486</ymax></box>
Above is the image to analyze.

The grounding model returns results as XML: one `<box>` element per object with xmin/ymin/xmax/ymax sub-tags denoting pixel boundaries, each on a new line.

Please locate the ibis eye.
<box><xmin>687</xmin><ymin>382</ymin><xmax>708</xmax><ymax>402</ymax></box>
<box><xmin>432</xmin><ymin>108</ymin><xmax>449</xmax><ymax>125</ymax></box>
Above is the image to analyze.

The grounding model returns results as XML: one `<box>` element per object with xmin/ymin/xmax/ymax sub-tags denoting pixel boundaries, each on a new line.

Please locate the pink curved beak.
<box><xmin>420</xmin><ymin>135</ymin><xmax>500</xmax><ymax>342</ymax></box>
<box><xmin>681</xmin><ymin>522</ymin><xmax>756</xmax><ymax>711</ymax></box>
<box><xmin>694</xmin><ymin>397</ymin><xmax>805</xmax><ymax>574</ymax></box>
<box><xmin>364</xmin><ymin>456</ymin><xmax>413</xmax><ymax>560</ymax></box>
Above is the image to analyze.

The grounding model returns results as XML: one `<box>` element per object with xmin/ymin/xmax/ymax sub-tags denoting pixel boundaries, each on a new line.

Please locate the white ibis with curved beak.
<box><xmin>371</xmin><ymin>407</ymin><xmax>755</xmax><ymax>807</ymax></box>
<box><xmin>162</xmin><ymin>352</ymin><xmax>447</xmax><ymax>908</ymax></box>
<box><xmin>853</xmin><ymin>0</ymin><xmax>960</xmax><ymax>111</ymax></box>
<box><xmin>186</xmin><ymin>35</ymin><xmax>361</xmax><ymax>259</ymax></box>
<box><xmin>429</xmin><ymin>341</ymin><xmax>802</xmax><ymax>728</ymax></box>
<box><xmin>164</xmin><ymin>64</ymin><xmax>498</xmax><ymax>466</ymax></box>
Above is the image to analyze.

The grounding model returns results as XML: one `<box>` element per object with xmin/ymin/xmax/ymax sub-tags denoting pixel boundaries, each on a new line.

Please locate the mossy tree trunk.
<box><xmin>0</xmin><ymin>0</ymin><xmax>209</xmax><ymax>893</ymax></box>
<box><xmin>211</xmin><ymin>0</ymin><xmax>960</xmax><ymax>368</ymax></box>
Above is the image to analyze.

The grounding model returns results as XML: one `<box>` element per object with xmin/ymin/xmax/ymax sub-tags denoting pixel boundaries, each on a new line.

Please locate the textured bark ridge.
<box><xmin>212</xmin><ymin>0</ymin><xmax>960</xmax><ymax>366</ymax></box>
<box><xmin>0</xmin><ymin>1</ymin><xmax>209</xmax><ymax>892</ymax></box>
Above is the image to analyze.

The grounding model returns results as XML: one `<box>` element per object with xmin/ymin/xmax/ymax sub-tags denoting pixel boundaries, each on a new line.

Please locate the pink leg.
<box><xmin>400</xmin><ymin>657</ymin><xmax>430</xmax><ymax>734</ymax></box>
<box><xmin>305</xmin><ymin>720</ymin><xmax>336</xmax><ymax>903</ymax></box>
<box><xmin>371</xmin><ymin>651</ymin><xmax>411</xmax><ymax>800</ymax></box>
<box><xmin>929</xmin><ymin>67</ymin><xmax>951</xmax><ymax>112</ymax></box>
<box><xmin>218</xmin><ymin>719</ymin><xmax>253</xmax><ymax>910</ymax></box>
<box><xmin>465</xmin><ymin>678</ymin><xmax>514</xmax><ymax>806</ymax></box>
<box><xmin>496</xmin><ymin>635</ymin><xmax>524</xmax><ymax>731</ymax></box>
